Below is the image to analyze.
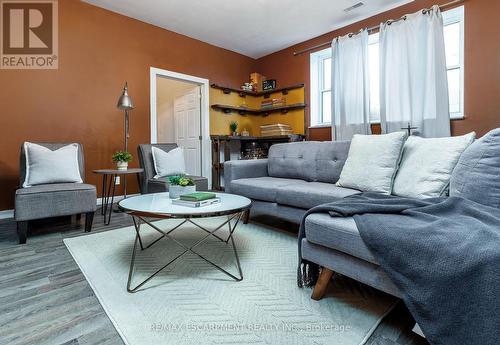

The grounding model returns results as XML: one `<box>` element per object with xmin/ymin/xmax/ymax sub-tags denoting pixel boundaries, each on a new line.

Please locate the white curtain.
<box><xmin>379</xmin><ymin>5</ymin><xmax>450</xmax><ymax>138</ymax></box>
<box><xmin>332</xmin><ymin>30</ymin><xmax>371</xmax><ymax>141</ymax></box>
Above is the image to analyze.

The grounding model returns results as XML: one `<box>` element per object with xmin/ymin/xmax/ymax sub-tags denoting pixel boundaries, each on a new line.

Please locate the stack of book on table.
<box><xmin>261</xmin><ymin>97</ymin><xmax>286</xmax><ymax>109</ymax></box>
<box><xmin>172</xmin><ymin>192</ymin><xmax>220</xmax><ymax>208</ymax></box>
<box><xmin>260</xmin><ymin>123</ymin><xmax>293</xmax><ymax>137</ymax></box>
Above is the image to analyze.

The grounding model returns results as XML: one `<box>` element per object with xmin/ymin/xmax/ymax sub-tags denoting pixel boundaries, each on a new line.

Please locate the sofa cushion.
<box><xmin>336</xmin><ymin>132</ymin><xmax>407</xmax><ymax>194</ymax></box>
<box><xmin>268</xmin><ymin>141</ymin><xmax>351</xmax><ymax>183</ymax></box>
<box><xmin>276</xmin><ymin>182</ymin><xmax>360</xmax><ymax>209</ymax></box>
<box><xmin>230</xmin><ymin>177</ymin><xmax>307</xmax><ymax>202</ymax></box>
<box><xmin>305</xmin><ymin>214</ymin><xmax>377</xmax><ymax>264</ymax></box>
<box><xmin>15</xmin><ymin>183</ymin><xmax>96</xmax><ymax>221</ymax></box>
<box><xmin>393</xmin><ymin>132</ymin><xmax>476</xmax><ymax>198</ymax></box>
<box><xmin>450</xmin><ymin>128</ymin><xmax>500</xmax><ymax>208</ymax></box>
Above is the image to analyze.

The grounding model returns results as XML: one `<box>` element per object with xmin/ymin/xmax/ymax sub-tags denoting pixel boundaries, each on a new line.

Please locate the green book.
<box><xmin>179</xmin><ymin>192</ymin><xmax>216</xmax><ymax>202</ymax></box>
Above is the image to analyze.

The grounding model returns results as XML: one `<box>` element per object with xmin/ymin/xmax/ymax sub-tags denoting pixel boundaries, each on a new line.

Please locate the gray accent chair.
<box><xmin>14</xmin><ymin>143</ymin><xmax>97</xmax><ymax>244</ymax></box>
<box><xmin>225</xmin><ymin>141</ymin><xmax>402</xmax><ymax>299</ymax></box>
<box><xmin>137</xmin><ymin>143</ymin><xmax>209</xmax><ymax>194</ymax></box>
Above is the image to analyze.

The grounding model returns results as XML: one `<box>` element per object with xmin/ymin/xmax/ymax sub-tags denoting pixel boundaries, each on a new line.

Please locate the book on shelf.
<box><xmin>260</xmin><ymin>123</ymin><xmax>293</xmax><ymax>136</ymax></box>
<box><xmin>172</xmin><ymin>197</ymin><xmax>221</xmax><ymax>208</ymax></box>
<box><xmin>260</xmin><ymin>130</ymin><xmax>293</xmax><ymax>137</ymax></box>
<box><xmin>261</xmin><ymin>98</ymin><xmax>286</xmax><ymax>109</ymax></box>
<box><xmin>179</xmin><ymin>192</ymin><xmax>216</xmax><ymax>202</ymax></box>
<box><xmin>260</xmin><ymin>123</ymin><xmax>292</xmax><ymax>130</ymax></box>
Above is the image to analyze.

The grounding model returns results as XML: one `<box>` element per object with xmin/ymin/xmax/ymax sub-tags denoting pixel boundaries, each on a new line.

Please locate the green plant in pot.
<box><xmin>229</xmin><ymin>121</ymin><xmax>238</xmax><ymax>136</ymax></box>
<box><xmin>112</xmin><ymin>151</ymin><xmax>132</xmax><ymax>170</ymax></box>
<box><xmin>168</xmin><ymin>175</ymin><xmax>196</xmax><ymax>199</ymax></box>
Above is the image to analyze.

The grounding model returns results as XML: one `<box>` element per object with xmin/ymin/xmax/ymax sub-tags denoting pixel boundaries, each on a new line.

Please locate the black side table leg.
<box><xmin>100</xmin><ymin>174</ymin><xmax>107</xmax><ymax>216</ymax></box>
<box><xmin>103</xmin><ymin>174</ymin><xmax>112</xmax><ymax>219</ymax></box>
<box><xmin>105</xmin><ymin>175</ymin><xmax>117</xmax><ymax>225</ymax></box>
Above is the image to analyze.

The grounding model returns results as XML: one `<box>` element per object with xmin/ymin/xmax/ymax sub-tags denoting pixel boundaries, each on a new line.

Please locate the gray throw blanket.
<box><xmin>298</xmin><ymin>193</ymin><xmax>500</xmax><ymax>345</ymax></box>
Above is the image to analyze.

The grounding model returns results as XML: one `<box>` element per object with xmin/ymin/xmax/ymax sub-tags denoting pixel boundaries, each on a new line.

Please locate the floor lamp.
<box><xmin>116</xmin><ymin>82</ymin><xmax>134</xmax><ymax>200</ymax></box>
<box><xmin>117</xmin><ymin>82</ymin><xmax>134</xmax><ymax>152</ymax></box>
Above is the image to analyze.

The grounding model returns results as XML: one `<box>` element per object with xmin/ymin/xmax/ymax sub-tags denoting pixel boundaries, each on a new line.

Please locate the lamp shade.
<box><xmin>117</xmin><ymin>82</ymin><xmax>134</xmax><ymax>110</ymax></box>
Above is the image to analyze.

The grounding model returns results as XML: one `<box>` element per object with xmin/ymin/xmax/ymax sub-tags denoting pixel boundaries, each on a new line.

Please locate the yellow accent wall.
<box><xmin>209</xmin><ymin>87</ymin><xmax>305</xmax><ymax>136</ymax></box>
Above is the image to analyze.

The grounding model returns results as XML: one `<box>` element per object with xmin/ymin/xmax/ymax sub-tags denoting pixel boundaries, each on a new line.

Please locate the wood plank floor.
<box><xmin>0</xmin><ymin>210</ymin><xmax>429</xmax><ymax>345</ymax></box>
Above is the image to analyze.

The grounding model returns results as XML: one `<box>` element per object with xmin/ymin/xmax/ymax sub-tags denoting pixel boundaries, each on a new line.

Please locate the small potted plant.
<box><xmin>112</xmin><ymin>151</ymin><xmax>132</xmax><ymax>170</ymax></box>
<box><xmin>229</xmin><ymin>121</ymin><xmax>238</xmax><ymax>136</ymax></box>
<box><xmin>168</xmin><ymin>175</ymin><xmax>196</xmax><ymax>199</ymax></box>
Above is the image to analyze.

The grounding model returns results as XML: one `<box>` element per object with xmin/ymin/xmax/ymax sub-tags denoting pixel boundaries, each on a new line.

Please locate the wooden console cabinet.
<box><xmin>211</xmin><ymin>134</ymin><xmax>304</xmax><ymax>190</ymax></box>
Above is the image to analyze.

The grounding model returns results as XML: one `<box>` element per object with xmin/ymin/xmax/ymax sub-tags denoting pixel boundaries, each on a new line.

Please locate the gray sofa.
<box><xmin>137</xmin><ymin>143</ymin><xmax>208</xmax><ymax>194</ymax></box>
<box><xmin>224</xmin><ymin>141</ymin><xmax>401</xmax><ymax>298</ymax></box>
<box><xmin>14</xmin><ymin>143</ymin><xmax>97</xmax><ymax>244</ymax></box>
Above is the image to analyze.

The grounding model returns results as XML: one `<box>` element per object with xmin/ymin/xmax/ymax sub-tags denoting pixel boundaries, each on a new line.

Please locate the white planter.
<box><xmin>116</xmin><ymin>161</ymin><xmax>128</xmax><ymax>170</ymax></box>
<box><xmin>169</xmin><ymin>185</ymin><xmax>196</xmax><ymax>199</ymax></box>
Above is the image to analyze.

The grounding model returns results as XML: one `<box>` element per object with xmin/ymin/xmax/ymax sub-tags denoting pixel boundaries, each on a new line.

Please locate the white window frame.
<box><xmin>310</xmin><ymin>48</ymin><xmax>332</xmax><ymax>127</ymax></box>
<box><xmin>442</xmin><ymin>5</ymin><xmax>465</xmax><ymax>119</ymax></box>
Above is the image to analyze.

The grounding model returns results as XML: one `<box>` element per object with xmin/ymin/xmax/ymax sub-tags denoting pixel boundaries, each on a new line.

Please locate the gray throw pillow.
<box><xmin>450</xmin><ymin>128</ymin><xmax>500</xmax><ymax>208</ymax></box>
<box><xmin>151</xmin><ymin>146</ymin><xmax>186</xmax><ymax>178</ymax></box>
<box><xmin>23</xmin><ymin>142</ymin><xmax>83</xmax><ymax>187</ymax></box>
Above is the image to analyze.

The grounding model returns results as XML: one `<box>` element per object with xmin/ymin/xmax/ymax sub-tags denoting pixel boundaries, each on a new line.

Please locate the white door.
<box><xmin>174</xmin><ymin>86</ymin><xmax>202</xmax><ymax>176</ymax></box>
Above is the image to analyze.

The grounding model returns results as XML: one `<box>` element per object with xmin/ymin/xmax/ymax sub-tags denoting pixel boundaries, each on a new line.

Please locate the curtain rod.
<box><xmin>293</xmin><ymin>0</ymin><xmax>464</xmax><ymax>56</ymax></box>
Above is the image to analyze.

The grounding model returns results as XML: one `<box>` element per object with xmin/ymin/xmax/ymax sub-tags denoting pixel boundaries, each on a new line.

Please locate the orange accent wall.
<box><xmin>0</xmin><ymin>0</ymin><xmax>255</xmax><ymax>210</ymax></box>
<box><xmin>1</xmin><ymin>0</ymin><xmax>499</xmax><ymax>210</ymax></box>
<box><xmin>256</xmin><ymin>0</ymin><xmax>500</xmax><ymax>141</ymax></box>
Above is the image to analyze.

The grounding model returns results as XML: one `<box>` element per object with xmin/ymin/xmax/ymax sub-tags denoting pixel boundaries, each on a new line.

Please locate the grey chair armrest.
<box><xmin>224</xmin><ymin>159</ymin><xmax>268</xmax><ymax>193</ymax></box>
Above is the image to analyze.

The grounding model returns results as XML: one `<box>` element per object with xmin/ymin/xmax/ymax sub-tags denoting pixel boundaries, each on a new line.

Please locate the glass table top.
<box><xmin>118</xmin><ymin>192</ymin><xmax>251</xmax><ymax>218</ymax></box>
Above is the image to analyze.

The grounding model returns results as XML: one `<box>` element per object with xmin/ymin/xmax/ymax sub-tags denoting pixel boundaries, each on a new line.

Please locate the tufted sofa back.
<box><xmin>267</xmin><ymin>141</ymin><xmax>351</xmax><ymax>183</ymax></box>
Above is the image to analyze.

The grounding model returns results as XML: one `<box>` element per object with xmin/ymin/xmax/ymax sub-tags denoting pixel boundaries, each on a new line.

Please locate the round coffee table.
<box><xmin>118</xmin><ymin>192</ymin><xmax>251</xmax><ymax>293</ymax></box>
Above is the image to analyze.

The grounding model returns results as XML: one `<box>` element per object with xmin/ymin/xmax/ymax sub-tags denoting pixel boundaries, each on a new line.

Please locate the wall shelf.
<box><xmin>211</xmin><ymin>103</ymin><xmax>306</xmax><ymax>116</ymax></box>
<box><xmin>211</xmin><ymin>83</ymin><xmax>304</xmax><ymax>98</ymax></box>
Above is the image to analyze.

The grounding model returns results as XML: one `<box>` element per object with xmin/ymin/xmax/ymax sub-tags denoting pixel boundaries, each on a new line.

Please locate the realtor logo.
<box><xmin>1</xmin><ymin>0</ymin><xmax>58</xmax><ymax>69</ymax></box>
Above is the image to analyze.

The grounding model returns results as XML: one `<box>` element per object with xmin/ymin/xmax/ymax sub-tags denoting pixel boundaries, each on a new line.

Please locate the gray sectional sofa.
<box><xmin>224</xmin><ymin>141</ymin><xmax>401</xmax><ymax>298</ymax></box>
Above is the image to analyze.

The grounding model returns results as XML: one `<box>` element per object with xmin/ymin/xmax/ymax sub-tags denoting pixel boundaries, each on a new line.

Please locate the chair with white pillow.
<box><xmin>137</xmin><ymin>143</ymin><xmax>208</xmax><ymax>194</ymax></box>
<box><xmin>15</xmin><ymin>142</ymin><xmax>97</xmax><ymax>244</ymax></box>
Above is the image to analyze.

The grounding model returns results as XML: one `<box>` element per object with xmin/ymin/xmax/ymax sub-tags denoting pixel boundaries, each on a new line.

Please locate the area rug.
<box><xmin>64</xmin><ymin>218</ymin><xmax>397</xmax><ymax>345</ymax></box>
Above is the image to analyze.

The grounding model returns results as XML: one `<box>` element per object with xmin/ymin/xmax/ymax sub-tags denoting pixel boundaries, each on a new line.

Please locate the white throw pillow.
<box><xmin>23</xmin><ymin>142</ymin><xmax>83</xmax><ymax>187</ymax></box>
<box><xmin>392</xmin><ymin>132</ymin><xmax>476</xmax><ymax>198</ymax></box>
<box><xmin>336</xmin><ymin>132</ymin><xmax>407</xmax><ymax>194</ymax></box>
<box><xmin>152</xmin><ymin>146</ymin><xmax>186</xmax><ymax>178</ymax></box>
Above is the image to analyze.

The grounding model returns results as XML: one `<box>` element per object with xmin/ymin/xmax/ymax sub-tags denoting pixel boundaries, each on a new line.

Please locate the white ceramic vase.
<box><xmin>169</xmin><ymin>185</ymin><xmax>196</xmax><ymax>199</ymax></box>
<box><xmin>116</xmin><ymin>161</ymin><xmax>128</xmax><ymax>170</ymax></box>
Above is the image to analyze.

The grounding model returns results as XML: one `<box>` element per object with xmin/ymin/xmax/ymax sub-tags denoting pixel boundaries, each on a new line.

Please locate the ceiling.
<box><xmin>82</xmin><ymin>0</ymin><xmax>414</xmax><ymax>59</ymax></box>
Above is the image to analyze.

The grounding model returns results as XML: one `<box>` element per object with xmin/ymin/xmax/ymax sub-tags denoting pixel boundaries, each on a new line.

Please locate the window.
<box><xmin>310</xmin><ymin>48</ymin><xmax>332</xmax><ymax>126</ymax></box>
<box><xmin>309</xmin><ymin>5</ymin><xmax>465</xmax><ymax>126</ymax></box>
<box><xmin>442</xmin><ymin>6</ymin><xmax>464</xmax><ymax>119</ymax></box>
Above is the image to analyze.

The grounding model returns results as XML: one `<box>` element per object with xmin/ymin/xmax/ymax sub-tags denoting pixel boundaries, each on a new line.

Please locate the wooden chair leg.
<box><xmin>85</xmin><ymin>212</ymin><xmax>95</xmax><ymax>232</ymax></box>
<box><xmin>17</xmin><ymin>221</ymin><xmax>28</xmax><ymax>244</ymax></box>
<box><xmin>311</xmin><ymin>267</ymin><xmax>334</xmax><ymax>301</ymax></box>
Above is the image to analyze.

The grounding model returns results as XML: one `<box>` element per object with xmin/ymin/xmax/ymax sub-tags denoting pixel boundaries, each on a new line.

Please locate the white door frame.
<box><xmin>150</xmin><ymin>67</ymin><xmax>211</xmax><ymax>189</ymax></box>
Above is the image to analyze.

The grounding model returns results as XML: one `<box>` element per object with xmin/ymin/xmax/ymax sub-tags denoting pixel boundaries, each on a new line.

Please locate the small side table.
<box><xmin>93</xmin><ymin>168</ymin><xmax>144</xmax><ymax>225</ymax></box>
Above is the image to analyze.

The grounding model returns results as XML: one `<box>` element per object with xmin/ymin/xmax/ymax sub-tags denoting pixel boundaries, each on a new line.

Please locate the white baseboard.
<box><xmin>0</xmin><ymin>194</ymin><xmax>140</xmax><ymax>220</ymax></box>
